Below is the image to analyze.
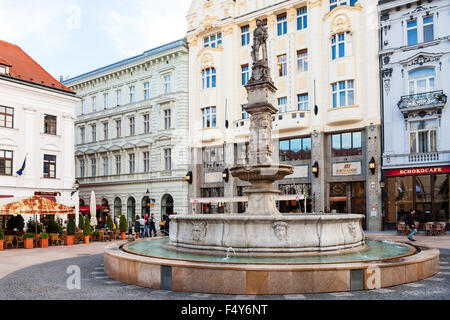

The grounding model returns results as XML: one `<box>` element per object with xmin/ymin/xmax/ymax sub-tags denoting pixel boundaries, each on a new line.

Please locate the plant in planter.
<box><xmin>92</xmin><ymin>230</ymin><xmax>99</xmax><ymax>241</ymax></box>
<box><xmin>39</xmin><ymin>233</ymin><xmax>49</xmax><ymax>248</ymax></box>
<box><xmin>0</xmin><ymin>225</ymin><xmax>4</xmax><ymax>251</ymax></box>
<box><xmin>65</xmin><ymin>218</ymin><xmax>76</xmax><ymax>246</ymax></box>
<box><xmin>7</xmin><ymin>215</ymin><xmax>24</xmax><ymax>232</ymax></box>
<box><xmin>119</xmin><ymin>215</ymin><xmax>128</xmax><ymax>240</ymax></box>
<box><xmin>23</xmin><ymin>233</ymin><xmax>34</xmax><ymax>249</ymax></box>
<box><xmin>78</xmin><ymin>215</ymin><xmax>85</xmax><ymax>232</ymax></box>
<box><xmin>26</xmin><ymin>218</ymin><xmax>43</xmax><ymax>234</ymax></box>
<box><xmin>83</xmin><ymin>215</ymin><xmax>91</xmax><ymax>244</ymax></box>
<box><xmin>106</xmin><ymin>214</ymin><xmax>114</xmax><ymax>230</ymax></box>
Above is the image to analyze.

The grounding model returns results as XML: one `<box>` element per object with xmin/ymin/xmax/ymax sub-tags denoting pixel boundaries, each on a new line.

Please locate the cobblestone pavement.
<box><xmin>0</xmin><ymin>232</ymin><xmax>449</xmax><ymax>300</ymax></box>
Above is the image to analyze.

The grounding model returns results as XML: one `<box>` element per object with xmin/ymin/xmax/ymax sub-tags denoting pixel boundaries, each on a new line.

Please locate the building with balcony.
<box><xmin>64</xmin><ymin>39</ymin><xmax>189</xmax><ymax>227</ymax></box>
<box><xmin>379</xmin><ymin>0</ymin><xmax>450</xmax><ymax>228</ymax></box>
<box><xmin>0</xmin><ymin>40</ymin><xmax>79</xmax><ymax>228</ymax></box>
<box><xmin>186</xmin><ymin>0</ymin><xmax>382</xmax><ymax>230</ymax></box>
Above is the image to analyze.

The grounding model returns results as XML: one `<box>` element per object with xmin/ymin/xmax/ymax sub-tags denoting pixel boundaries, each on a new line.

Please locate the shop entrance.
<box><xmin>329</xmin><ymin>182</ymin><xmax>367</xmax><ymax>228</ymax></box>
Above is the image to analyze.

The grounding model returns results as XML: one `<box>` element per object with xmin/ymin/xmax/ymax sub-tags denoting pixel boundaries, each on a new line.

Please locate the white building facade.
<box><xmin>64</xmin><ymin>39</ymin><xmax>189</xmax><ymax>227</ymax></box>
<box><xmin>379</xmin><ymin>0</ymin><xmax>450</xmax><ymax>228</ymax></box>
<box><xmin>0</xmin><ymin>40</ymin><xmax>79</xmax><ymax>228</ymax></box>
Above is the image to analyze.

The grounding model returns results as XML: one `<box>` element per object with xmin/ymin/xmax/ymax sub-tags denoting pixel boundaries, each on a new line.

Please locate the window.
<box><xmin>331</xmin><ymin>131</ymin><xmax>362</xmax><ymax>156</ymax></box>
<box><xmin>115</xmin><ymin>119</ymin><xmax>121</xmax><ymax>138</ymax></box>
<box><xmin>80</xmin><ymin>127</ymin><xmax>85</xmax><ymax>144</ymax></box>
<box><xmin>297</xmin><ymin>49</ymin><xmax>308</xmax><ymax>72</ymax></box>
<box><xmin>92</xmin><ymin>96</ymin><xmax>96</xmax><ymax>112</ymax></box>
<box><xmin>202</xmin><ymin>68</ymin><xmax>216</xmax><ymax>89</ymax></box>
<box><xmin>144</xmin><ymin>82</ymin><xmax>150</xmax><ymax>100</ymax></box>
<box><xmin>278</xmin><ymin>97</ymin><xmax>287</xmax><ymax>113</ymax></box>
<box><xmin>0</xmin><ymin>106</ymin><xmax>13</xmax><ymax>128</ymax></box>
<box><xmin>277</xmin><ymin>54</ymin><xmax>287</xmax><ymax>77</ymax></box>
<box><xmin>164</xmin><ymin>75</ymin><xmax>171</xmax><ymax>93</ymax></box>
<box><xmin>129</xmin><ymin>86</ymin><xmax>135</xmax><ymax>103</ymax></box>
<box><xmin>43</xmin><ymin>154</ymin><xmax>56</xmax><ymax>178</ymax></box>
<box><xmin>103</xmin><ymin>122</ymin><xmax>108</xmax><ymax>140</ymax></box>
<box><xmin>331</xmin><ymin>32</ymin><xmax>353</xmax><ymax>60</ymax></box>
<box><xmin>297</xmin><ymin>94</ymin><xmax>309</xmax><ymax>111</ymax></box>
<box><xmin>277</xmin><ymin>14</ymin><xmax>287</xmax><ymax>36</ymax></box>
<box><xmin>164</xmin><ymin>149</ymin><xmax>172</xmax><ymax>171</ymax></box>
<box><xmin>279</xmin><ymin>137</ymin><xmax>312</xmax><ymax>161</ymax></box>
<box><xmin>202</xmin><ymin>107</ymin><xmax>216</xmax><ymax>128</ymax></box>
<box><xmin>407</xmin><ymin>19</ymin><xmax>418</xmax><ymax>46</ymax></box>
<box><xmin>44</xmin><ymin>115</ymin><xmax>57</xmax><ymax>135</ymax></box>
<box><xmin>115</xmin><ymin>155</ymin><xmax>121</xmax><ymax>174</ymax></box>
<box><xmin>242</xmin><ymin>104</ymin><xmax>250</xmax><ymax>119</ymax></box>
<box><xmin>330</xmin><ymin>0</ymin><xmax>357</xmax><ymax>11</ymax></box>
<box><xmin>423</xmin><ymin>16</ymin><xmax>434</xmax><ymax>42</ymax></box>
<box><xmin>80</xmin><ymin>159</ymin><xmax>85</xmax><ymax>178</ymax></box>
<box><xmin>408</xmin><ymin>68</ymin><xmax>435</xmax><ymax>95</ymax></box>
<box><xmin>129</xmin><ymin>117</ymin><xmax>135</xmax><ymax>136</ymax></box>
<box><xmin>204</xmin><ymin>32</ymin><xmax>222</xmax><ymax>48</ymax></box>
<box><xmin>297</xmin><ymin>7</ymin><xmax>307</xmax><ymax>30</ymax></box>
<box><xmin>241</xmin><ymin>64</ymin><xmax>249</xmax><ymax>86</ymax></box>
<box><xmin>129</xmin><ymin>153</ymin><xmax>135</xmax><ymax>173</ymax></box>
<box><xmin>143</xmin><ymin>114</ymin><xmax>150</xmax><ymax>133</ymax></box>
<box><xmin>116</xmin><ymin>90</ymin><xmax>122</xmax><ymax>106</ymax></box>
<box><xmin>0</xmin><ymin>150</ymin><xmax>13</xmax><ymax>176</ymax></box>
<box><xmin>241</xmin><ymin>25</ymin><xmax>250</xmax><ymax>46</ymax></box>
<box><xmin>91</xmin><ymin>124</ymin><xmax>96</xmax><ymax>142</ymax></box>
<box><xmin>164</xmin><ymin>109</ymin><xmax>171</xmax><ymax>129</ymax></box>
<box><xmin>103</xmin><ymin>93</ymin><xmax>109</xmax><ymax>109</ymax></box>
<box><xmin>103</xmin><ymin>157</ymin><xmax>109</xmax><ymax>176</ymax></box>
<box><xmin>81</xmin><ymin>100</ymin><xmax>85</xmax><ymax>115</ymax></box>
<box><xmin>203</xmin><ymin>146</ymin><xmax>224</xmax><ymax>168</ymax></box>
<box><xmin>90</xmin><ymin>158</ymin><xmax>96</xmax><ymax>177</ymax></box>
<box><xmin>410</xmin><ymin>120</ymin><xmax>436</xmax><ymax>153</ymax></box>
<box><xmin>332</xmin><ymin>80</ymin><xmax>354</xmax><ymax>108</ymax></box>
<box><xmin>143</xmin><ymin>151</ymin><xmax>150</xmax><ymax>172</ymax></box>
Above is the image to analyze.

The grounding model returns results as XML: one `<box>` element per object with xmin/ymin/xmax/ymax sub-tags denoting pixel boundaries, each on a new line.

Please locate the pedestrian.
<box><xmin>160</xmin><ymin>215</ymin><xmax>166</xmax><ymax>235</ymax></box>
<box><xmin>164</xmin><ymin>214</ymin><xmax>170</xmax><ymax>236</ymax></box>
<box><xmin>405</xmin><ymin>209</ymin><xmax>418</xmax><ymax>241</ymax></box>
<box><xmin>144</xmin><ymin>213</ymin><xmax>150</xmax><ymax>237</ymax></box>
<box><xmin>138</xmin><ymin>215</ymin><xmax>145</xmax><ymax>239</ymax></box>
<box><xmin>149</xmin><ymin>213</ymin><xmax>157</xmax><ymax>237</ymax></box>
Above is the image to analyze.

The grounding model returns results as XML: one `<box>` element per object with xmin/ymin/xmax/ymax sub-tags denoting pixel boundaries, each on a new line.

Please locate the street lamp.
<box><xmin>369</xmin><ymin>157</ymin><xmax>376</xmax><ymax>175</ymax></box>
<box><xmin>71</xmin><ymin>179</ymin><xmax>80</xmax><ymax>196</ymax></box>
<box><xmin>222</xmin><ymin>168</ymin><xmax>229</xmax><ymax>183</ymax></box>
<box><xmin>185</xmin><ymin>171</ymin><xmax>193</xmax><ymax>184</ymax></box>
<box><xmin>312</xmin><ymin>162</ymin><xmax>319</xmax><ymax>178</ymax></box>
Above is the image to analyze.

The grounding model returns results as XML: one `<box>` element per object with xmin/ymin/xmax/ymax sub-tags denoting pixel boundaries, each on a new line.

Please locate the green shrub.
<box><xmin>83</xmin><ymin>216</ymin><xmax>91</xmax><ymax>236</ymax></box>
<box><xmin>78</xmin><ymin>215</ymin><xmax>84</xmax><ymax>231</ymax></box>
<box><xmin>7</xmin><ymin>215</ymin><xmax>24</xmax><ymax>231</ymax></box>
<box><xmin>0</xmin><ymin>225</ymin><xmax>4</xmax><ymax>240</ymax></box>
<box><xmin>67</xmin><ymin>218</ymin><xmax>76</xmax><ymax>236</ymax></box>
<box><xmin>135</xmin><ymin>215</ymin><xmax>140</xmax><ymax>220</ymax></box>
<box><xmin>39</xmin><ymin>233</ymin><xmax>49</xmax><ymax>239</ymax></box>
<box><xmin>106</xmin><ymin>214</ymin><xmax>114</xmax><ymax>230</ymax></box>
<box><xmin>26</xmin><ymin>218</ymin><xmax>43</xmax><ymax>233</ymax></box>
<box><xmin>55</xmin><ymin>218</ymin><xmax>63</xmax><ymax>234</ymax></box>
<box><xmin>45</xmin><ymin>218</ymin><xmax>60</xmax><ymax>234</ymax></box>
<box><xmin>119</xmin><ymin>215</ymin><xmax>127</xmax><ymax>233</ymax></box>
<box><xmin>23</xmin><ymin>233</ymin><xmax>34</xmax><ymax>239</ymax></box>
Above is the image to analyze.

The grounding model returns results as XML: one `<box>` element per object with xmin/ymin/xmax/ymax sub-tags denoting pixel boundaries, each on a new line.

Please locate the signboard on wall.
<box><xmin>204</xmin><ymin>172</ymin><xmax>223</xmax><ymax>184</ymax></box>
<box><xmin>285</xmin><ymin>165</ymin><xmax>309</xmax><ymax>179</ymax></box>
<box><xmin>332</xmin><ymin>162</ymin><xmax>362</xmax><ymax>176</ymax></box>
<box><xmin>384</xmin><ymin>166</ymin><xmax>450</xmax><ymax>176</ymax></box>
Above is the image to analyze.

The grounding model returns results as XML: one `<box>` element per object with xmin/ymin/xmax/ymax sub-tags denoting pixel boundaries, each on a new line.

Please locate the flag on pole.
<box><xmin>16</xmin><ymin>153</ymin><xmax>28</xmax><ymax>176</ymax></box>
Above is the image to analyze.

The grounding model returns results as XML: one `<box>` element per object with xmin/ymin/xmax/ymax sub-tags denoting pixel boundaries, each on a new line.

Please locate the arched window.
<box><xmin>114</xmin><ymin>197</ymin><xmax>122</xmax><ymax>218</ymax></box>
<box><xmin>127</xmin><ymin>197</ymin><xmax>136</xmax><ymax>225</ymax></box>
<box><xmin>331</xmin><ymin>32</ymin><xmax>353</xmax><ymax>60</ymax></box>
<box><xmin>161</xmin><ymin>194</ymin><xmax>174</xmax><ymax>220</ymax></box>
<box><xmin>202</xmin><ymin>68</ymin><xmax>216</xmax><ymax>89</ymax></box>
<box><xmin>330</xmin><ymin>0</ymin><xmax>358</xmax><ymax>11</ymax></box>
<box><xmin>408</xmin><ymin>68</ymin><xmax>435</xmax><ymax>95</ymax></box>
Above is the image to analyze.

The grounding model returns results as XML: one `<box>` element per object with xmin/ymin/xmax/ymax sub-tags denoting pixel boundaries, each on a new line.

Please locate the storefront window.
<box><xmin>278</xmin><ymin>184</ymin><xmax>312</xmax><ymax>213</ymax></box>
<box><xmin>386</xmin><ymin>176</ymin><xmax>414</xmax><ymax>223</ymax></box>
<box><xmin>434</xmin><ymin>174</ymin><xmax>449</xmax><ymax>222</ymax></box>
<box><xmin>331</xmin><ymin>131</ymin><xmax>362</xmax><ymax>157</ymax></box>
<box><xmin>200</xmin><ymin>187</ymin><xmax>224</xmax><ymax>214</ymax></box>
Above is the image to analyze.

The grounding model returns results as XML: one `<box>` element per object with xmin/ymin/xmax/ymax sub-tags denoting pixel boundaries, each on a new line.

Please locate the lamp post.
<box><xmin>222</xmin><ymin>168</ymin><xmax>229</xmax><ymax>183</ymax></box>
<box><xmin>369</xmin><ymin>157</ymin><xmax>376</xmax><ymax>175</ymax></box>
<box><xmin>312</xmin><ymin>162</ymin><xmax>319</xmax><ymax>178</ymax></box>
<box><xmin>185</xmin><ymin>171</ymin><xmax>193</xmax><ymax>184</ymax></box>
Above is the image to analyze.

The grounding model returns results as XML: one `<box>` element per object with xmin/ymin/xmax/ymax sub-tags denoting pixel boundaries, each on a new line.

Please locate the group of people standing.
<box><xmin>133</xmin><ymin>213</ymin><xmax>171</xmax><ymax>238</ymax></box>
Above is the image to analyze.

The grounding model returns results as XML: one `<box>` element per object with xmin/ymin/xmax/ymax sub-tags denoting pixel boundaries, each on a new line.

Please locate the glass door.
<box><xmin>414</xmin><ymin>175</ymin><xmax>432</xmax><ymax>222</ymax></box>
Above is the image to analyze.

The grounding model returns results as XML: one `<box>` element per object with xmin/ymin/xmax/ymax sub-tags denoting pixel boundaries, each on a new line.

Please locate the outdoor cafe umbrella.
<box><xmin>0</xmin><ymin>195</ymin><xmax>75</xmax><ymax>236</ymax></box>
<box><xmin>89</xmin><ymin>191</ymin><xmax>97</xmax><ymax>230</ymax></box>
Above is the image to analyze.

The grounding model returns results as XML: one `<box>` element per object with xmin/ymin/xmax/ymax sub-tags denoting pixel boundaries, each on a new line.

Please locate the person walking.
<box><xmin>137</xmin><ymin>215</ymin><xmax>145</xmax><ymax>239</ymax></box>
<box><xmin>406</xmin><ymin>209</ymin><xmax>418</xmax><ymax>241</ymax></box>
<box><xmin>149</xmin><ymin>213</ymin><xmax>157</xmax><ymax>237</ymax></box>
<box><xmin>144</xmin><ymin>213</ymin><xmax>150</xmax><ymax>237</ymax></box>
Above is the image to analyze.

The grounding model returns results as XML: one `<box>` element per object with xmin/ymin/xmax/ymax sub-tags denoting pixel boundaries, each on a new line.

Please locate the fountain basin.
<box><xmin>169</xmin><ymin>214</ymin><xmax>365</xmax><ymax>253</ymax></box>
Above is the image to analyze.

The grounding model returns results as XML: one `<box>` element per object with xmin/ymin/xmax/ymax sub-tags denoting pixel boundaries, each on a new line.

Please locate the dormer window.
<box><xmin>0</xmin><ymin>60</ymin><xmax>12</xmax><ymax>75</ymax></box>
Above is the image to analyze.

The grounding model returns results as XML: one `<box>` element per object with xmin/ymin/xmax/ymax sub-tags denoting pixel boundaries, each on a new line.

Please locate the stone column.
<box><xmin>366</xmin><ymin>125</ymin><xmax>382</xmax><ymax>231</ymax></box>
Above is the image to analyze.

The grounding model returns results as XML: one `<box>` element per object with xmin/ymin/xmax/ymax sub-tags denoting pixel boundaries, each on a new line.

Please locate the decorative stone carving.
<box><xmin>273</xmin><ymin>221</ymin><xmax>288</xmax><ymax>241</ymax></box>
<box><xmin>200</xmin><ymin>53</ymin><xmax>214</xmax><ymax>69</ymax></box>
<box><xmin>348</xmin><ymin>222</ymin><xmax>357</xmax><ymax>238</ymax></box>
<box><xmin>187</xmin><ymin>35</ymin><xmax>198</xmax><ymax>47</ymax></box>
<box><xmin>222</xmin><ymin>23</ymin><xmax>234</xmax><ymax>35</ymax></box>
<box><xmin>381</xmin><ymin>68</ymin><xmax>393</xmax><ymax>78</ymax></box>
<box><xmin>287</xmin><ymin>7</ymin><xmax>296</xmax><ymax>22</ymax></box>
<box><xmin>267</xmin><ymin>14</ymin><xmax>276</xmax><ymax>28</ymax></box>
<box><xmin>192</xmin><ymin>221</ymin><xmax>207</xmax><ymax>241</ymax></box>
<box><xmin>401</xmin><ymin>53</ymin><xmax>442</xmax><ymax>67</ymax></box>
<box><xmin>249</xmin><ymin>113</ymin><xmax>273</xmax><ymax>165</ymax></box>
<box><xmin>384</xmin><ymin>79</ymin><xmax>391</xmax><ymax>95</ymax></box>
<box><xmin>251</xmin><ymin>19</ymin><xmax>268</xmax><ymax>63</ymax></box>
<box><xmin>330</xmin><ymin>14</ymin><xmax>352</xmax><ymax>35</ymax></box>
<box><xmin>307</xmin><ymin>0</ymin><xmax>322</xmax><ymax>9</ymax></box>
<box><xmin>200</xmin><ymin>15</ymin><xmax>219</xmax><ymax>31</ymax></box>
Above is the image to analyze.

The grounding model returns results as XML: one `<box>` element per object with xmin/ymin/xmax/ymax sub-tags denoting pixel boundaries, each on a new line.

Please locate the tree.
<box><xmin>83</xmin><ymin>215</ymin><xmax>91</xmax><ymax>236</ymax></box>
<box><xmin>67</xmin><ymin>218</ymin><xmax>76</xmax><ymax>236</ymax></box>
<box><xmin>119</xmin><ymin>215</ymin><xmax>127</xmax><ymax>233</ymax></box>
<box><xmin>26</xmin><ymin>218</ymin><xmax>42</xmax><ymax>233</ymax></box>
<box><xmin>106</xmin><ymin>214</ymin><xmax>114</xmax><ymax>230</ymax></box>
<box><xmin>0</xmin><ymin>225</ymin><xmax>4</xmax><ymax>240</ymax></box>
<box><xmin>78</xmin><ymin>214</ymin><xmax>84</xmax><ymax>231</ymax></box>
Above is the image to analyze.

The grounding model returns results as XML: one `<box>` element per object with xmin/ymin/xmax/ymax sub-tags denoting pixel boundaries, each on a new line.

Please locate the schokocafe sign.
<box><xmin>385</xmin><ymin>166</ymin><xmax>450</xmax><ymax>176</ymax></box>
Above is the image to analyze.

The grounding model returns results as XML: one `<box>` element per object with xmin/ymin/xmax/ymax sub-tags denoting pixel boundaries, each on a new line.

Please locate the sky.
<box><xmin>0</xmin><ymin>0</ymin><xmax>190</xmax><ymax>80</ymax></box>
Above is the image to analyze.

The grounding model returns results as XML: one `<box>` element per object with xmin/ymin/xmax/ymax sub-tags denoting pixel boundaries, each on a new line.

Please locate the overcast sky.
<box><xmin>0</xmin><ymin>0</ymin><xmax>190</xmax><ymax>80</ymax></box>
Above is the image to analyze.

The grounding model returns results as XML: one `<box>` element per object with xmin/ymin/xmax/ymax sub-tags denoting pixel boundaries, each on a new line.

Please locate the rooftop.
<box><xmin>0</xmin><ymin>40</ymin><xmax>73</xmax><ymax>93</ymax></box>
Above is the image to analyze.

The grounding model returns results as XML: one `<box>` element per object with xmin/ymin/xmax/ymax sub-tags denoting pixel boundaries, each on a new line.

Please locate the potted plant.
<box><xmin>65</xmin><ymin>218</ymin><xmax>76</xmax><ymax>246</ymax></box>
<box><xmin>119</xmin><ymin>215</ymin><xmax>127</xmax><ymax>240</ymax></box>
<box><xmin>39</xmin><ymin>233</ymin><xmax>49</xmax><ymax>248</ymax></box>
<box><xmin>106</xmin><ymin>214</ymin><xmax>114</xmax><ymax>230</ymax></box>
<box><xmin>92</xmin><ymin>230</ymin><xmax>99</xmax><ymax>241</ymax></box>
<box><xmin>78</xmin><ymin>215</ymin><xmax>84</xmax><ymax>232</ymax></box>
<box><xmin>0</xmin><ymin>225</ymin><xmax>4</xmax><ymax>251</ymax></box>
<box><xmin>23</xmin><ymin>233</ymin><xmax>34</xmax><ymax>249</ymax></box>
<box><xmin>83</xmin><ymin>215</ymin><xmax>91</xmax><ymax>244</ymax></box>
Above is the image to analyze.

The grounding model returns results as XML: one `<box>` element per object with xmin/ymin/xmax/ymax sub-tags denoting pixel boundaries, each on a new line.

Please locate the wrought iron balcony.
<box><xmin>397</xmin><ymin>90</ymin><xmax>447</xmax><ymax>113</ymax></box>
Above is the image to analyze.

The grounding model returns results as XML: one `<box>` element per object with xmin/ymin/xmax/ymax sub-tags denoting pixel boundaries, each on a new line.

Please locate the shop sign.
<box><xmin>286</xmin><ymin>165</ymin><xmax>309</xmax><ymax>179</ymax></box>
<box><xmin>385</xmin><ymin>166</ymin><xmax>450</xmax><ymax>176</ymax></box>
<box><xmin>204</xmin><ymin>172</ymin><xmax>223</xmax><ymax>183</ymax></box>
<box><xmin>332</xmin><ymin>162</ymin><xmax>362</xmax><ymax>176</ymax></box>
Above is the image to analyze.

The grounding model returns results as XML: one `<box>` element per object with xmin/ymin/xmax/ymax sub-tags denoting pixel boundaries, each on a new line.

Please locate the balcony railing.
<box><xmin>397</xmin><ymin>90</ymin><xmax>447</xmax><ymax>111</ymax></box>
<box><xmin>383</xmin><ymin>150</ymin><xmax>450</xmax><ymax>167</ymax></box>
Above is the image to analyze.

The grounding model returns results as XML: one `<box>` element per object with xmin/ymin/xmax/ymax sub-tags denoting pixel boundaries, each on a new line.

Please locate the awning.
<box><xmin>79</xmin><ymin>205</ymin><xmax>108</xmax><ymax>213</ymax></box>
<box><xmin>0</xmin><ymin>196</ymin><xmax>75</xmax><ymax>215</ymax></box>
<box><xmin>190</xmin><ymin>194</ymin><xmax>306</xmax><ymax>204</ymax></box>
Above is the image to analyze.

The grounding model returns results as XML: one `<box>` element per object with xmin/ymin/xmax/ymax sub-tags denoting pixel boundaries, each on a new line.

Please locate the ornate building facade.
<box><xmin>379</xmin><ymin>0</ymin><xmax>449</xmax><ymax>228</ymax></box>
<box><xmin>64</xmin><ymin>39</ymin><xmax>189</xmax><ymax>227</ymax></box>
<box><xmin>186</xmin><ymin>0</ymin><xmax>382</xmax><ymax>230</ymax></box>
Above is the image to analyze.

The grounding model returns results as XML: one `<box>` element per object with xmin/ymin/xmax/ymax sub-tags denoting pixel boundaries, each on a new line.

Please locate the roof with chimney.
<box><xmin>0</xmin><ymin>40</ymin><xmax>74</xmax><ymax>94</ymax></box>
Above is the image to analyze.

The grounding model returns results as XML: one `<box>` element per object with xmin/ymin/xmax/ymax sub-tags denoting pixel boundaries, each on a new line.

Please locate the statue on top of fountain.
<box><xmin>249</xmin><ymin>19</ymin><xmax>272</xmax><ymax>83</ymax></box>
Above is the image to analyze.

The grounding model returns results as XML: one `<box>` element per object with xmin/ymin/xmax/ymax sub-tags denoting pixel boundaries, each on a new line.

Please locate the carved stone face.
<box><xmin>273</xmin><ymin>221</ymin><xmax>288</xmax><ymax>241</ymax></box>
<box><xmin>256</xmin><ymin>19</ymin><xmax>262</xmax><ymax>27</ymax></box>
<box><xmin>192</xmin><ymin>222</ymin><xmax>207</xmax><ymax>241</ymax></box>
<box><xmin>348</xmin><ymin>222</ymin><xmax>357</xmax><ymax>238</ymax></box>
